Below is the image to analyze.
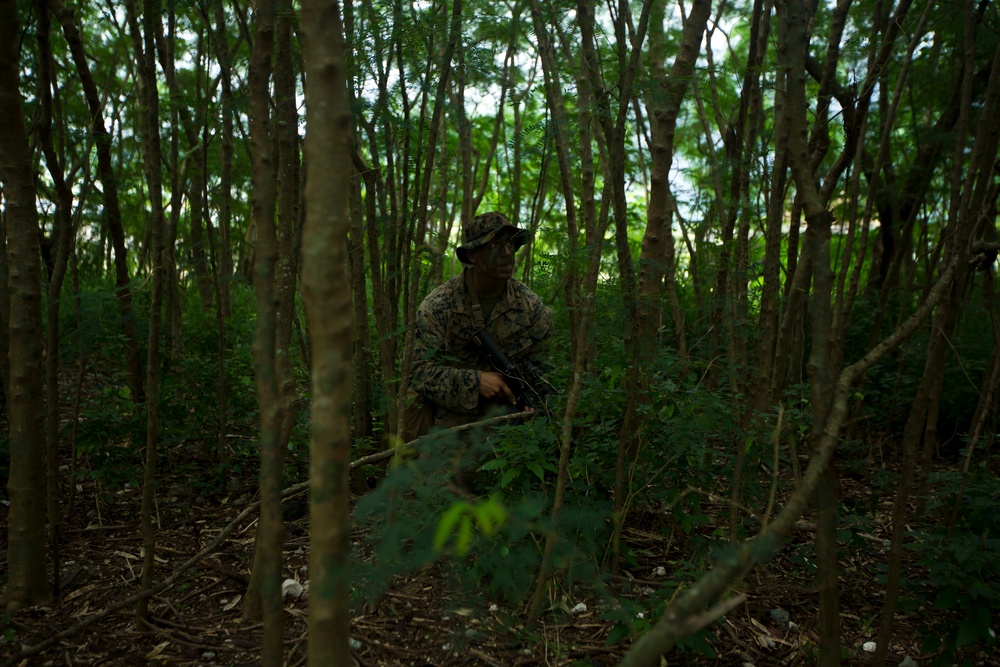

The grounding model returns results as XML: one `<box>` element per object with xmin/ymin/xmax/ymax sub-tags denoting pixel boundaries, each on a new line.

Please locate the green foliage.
<box><xmin>433</xmin><ymin>496</ymin><xmax>507</xmax><ymax>556</ymax></box>
<box><xmin>55</xmin><ymin>278</ymin><xmax>262</xmax><ymax>488</ymax></box>
<box><xmin>901</xmin><ymin>469</ymin><xmax>1000</xmax><ymax>665</ymax></box>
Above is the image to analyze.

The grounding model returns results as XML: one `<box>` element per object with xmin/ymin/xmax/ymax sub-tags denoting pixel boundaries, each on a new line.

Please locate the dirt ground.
<box><xmin>1</xmin><ymin>454</ymin><xmax>952</xmax><ymax>667</ymax></box>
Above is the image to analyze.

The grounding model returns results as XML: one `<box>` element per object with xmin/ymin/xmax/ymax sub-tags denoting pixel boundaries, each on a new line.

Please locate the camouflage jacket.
<box><xmin>411</xmin><ymin>271</ymin><xmax>554</xmax><ymax>429</ymax></box>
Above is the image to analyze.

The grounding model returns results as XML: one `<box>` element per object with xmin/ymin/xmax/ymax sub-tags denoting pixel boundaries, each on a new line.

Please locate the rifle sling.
<box><xmin>464</xmin><ymin>268</ymin><xmax>487</xmax><ymax>331</ymax></box>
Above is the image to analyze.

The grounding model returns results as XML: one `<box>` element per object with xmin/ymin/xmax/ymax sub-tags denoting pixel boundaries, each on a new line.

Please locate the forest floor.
<box><xmin>0</xmin><ymin>445</ymin><xmax>953</xmax><ymax>667</ymax></box>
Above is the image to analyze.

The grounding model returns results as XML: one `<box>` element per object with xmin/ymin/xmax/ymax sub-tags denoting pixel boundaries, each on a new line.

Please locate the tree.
<box><xmin>300</xmin><ymin>0</ymin><xmax>354</xmax><ymax>661</ymax></box>
<box><xmin>1</xmin><ymin>0</ymin><xmax>49</xmax><ymax>610</ymax></box>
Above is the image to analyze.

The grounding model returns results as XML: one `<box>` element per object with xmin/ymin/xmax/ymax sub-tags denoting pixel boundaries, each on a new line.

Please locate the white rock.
<box><xmin>653</xmin><ymin>566</ymin><xmax>667</xmax><ymax>577</ymax></box>
<box><xmin>282</xmin><ymin>579</ymin><xmax>304</xmax><ymax>599</ymax></box>
<box><xmin>349</xmin><ymin>638</ymin><xmax>362</xmax><ymax>651</ymax></box>
<box><xmin>641</xmin><ymin>586</ymin><xmax>656</xmax><ymax>596</ymax></box>
<box><xmin>201</xmin><ymin>651</ymin><xmax>216</xmax><ymax>661</ymax></box>
<box><xmin>862</xmin><ymin>641</ymin><xmax>877</xmax><ymax>653</ymax></box>
<box><xmin>441</xmin><ymin>643</ymin><xmax>451</xmax><ymax>651</ymax></box>
<box><xmin>298</xmin><ymin>565</ymin><xmax>308</xmax><ymax>576</ymax></box>
<box><xmin>488</xmin><ymin>603</ymin><xmax>499</xmax><ymax>613</ymax></box>
<box><xmin>570</xmin><ymin>602</ymin><xmax>588</xmax><ymax>615</ymax></box>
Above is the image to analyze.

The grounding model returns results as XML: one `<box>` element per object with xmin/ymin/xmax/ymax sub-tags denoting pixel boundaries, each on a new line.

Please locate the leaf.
<box><xmin>479</xmin><ymin>458</ymin><xmax>507</xmax><ymax>471</ymax></box>
<box><xmin>956</xmin><ymin>607</ymin><xmax>990</xmax><ymax>647</ymax></box>
<box><xmin>455</xmin><ymin>516</ymin><xmax>474</xmax><ymax>556</ymax></box>
<box><xmin>500</xmin><ymin>468</ymin><xmax>518</xmax><ymax>487</ymax></box>
<box><xmin>605</xmin><ymin>623</ymin><xmax>629</xmax><ymax>646</ymax></box>
<box><xmin>528</xmin><ymin>461</ymin><xmax>544</xmax><ymax>482</ymax></box>
<box><xmin>433</xmin><ymin>502</ymin><xmax>468</xmax><ymax>552</ymax></box>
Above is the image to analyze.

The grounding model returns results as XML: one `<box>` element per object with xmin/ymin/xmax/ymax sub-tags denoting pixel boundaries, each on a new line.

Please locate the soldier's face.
<box><xmin>471</xmin><ymin>231</ymin><xmax>516</xmax><ymax>280</ymax></box>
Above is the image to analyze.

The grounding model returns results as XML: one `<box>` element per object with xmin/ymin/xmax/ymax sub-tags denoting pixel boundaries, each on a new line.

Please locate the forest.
<box><xmin>1</xmin><ymin>0</ymin><xmax>999</xmax><ymax>664</ymax></box>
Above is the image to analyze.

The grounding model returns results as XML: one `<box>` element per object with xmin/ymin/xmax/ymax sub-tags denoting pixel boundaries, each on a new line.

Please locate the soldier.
<box><xmin>407</xmin><ymin>211</ymin><xmax>554</xmax><ymax>439</ymax></box>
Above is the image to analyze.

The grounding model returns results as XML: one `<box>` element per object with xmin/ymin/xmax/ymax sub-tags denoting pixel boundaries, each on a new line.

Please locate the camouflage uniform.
<box><xmin>412</xmin><ymin>213</ymin><xmax>553</xmax><ymax>430</ymax></box>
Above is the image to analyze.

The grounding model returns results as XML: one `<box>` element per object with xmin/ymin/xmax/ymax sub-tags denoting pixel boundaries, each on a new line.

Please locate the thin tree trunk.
<box><xmin>779</xmin><ymin>1</ymin><xmax>842</xmax><ymax>660</ymax></box>
<box><xmin>241</xmin><ymin>4</ymin><xmax>285</xmax><ymax>666</ymax></box>
<box><xmin>50</xmin><ymin>0</ymin><xmax>145</xmax><ymax>405</ymax></box>
<box><xmin>123</xmin><ymin>0</ymin><xmax>168</xmax><ymax>627</ymax></box>
<box><xmin>212</xmin><ymin>0</ymin><xmax>236</xmax><ymax>318</ymax></box>
<box><xmin>36</xmin><ymin>0</ymin><xmax>75</xmax><ymax>599</ymax></box>
<box><xmin>637</xmin><ymin>0</ymin><xmax>709</xmax><ymax>363</ymax></box>
<box><xmin>529</xmin><ymin>0</ymin><xmax>581</xmax><ymax>336</ymax></box>
<box><xmin>348</xmin><ymin>164</ymin><xmax>373</xmax><ymax>492</ymax></box>
<box><xmin>300</xmin><ymin>0</ymin><xmax>354</xmax><ymax>661</ymax></box>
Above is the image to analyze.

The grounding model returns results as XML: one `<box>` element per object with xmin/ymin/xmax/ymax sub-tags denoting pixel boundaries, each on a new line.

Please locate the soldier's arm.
<box><xmin>411</xmin><ymin>302</ymin><xmax>481</xmax><ymax>411</ymax></box>
<box><xmin>503</xmin><ymin>288</ymin><xmax>554</xmax><ymax>363</ymax></box>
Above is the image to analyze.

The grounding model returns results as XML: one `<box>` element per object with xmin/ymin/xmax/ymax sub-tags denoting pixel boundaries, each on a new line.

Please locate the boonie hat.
<box><xmin>456</xmin><ymin>211</ymin><xmax>529</xmax><ymax>264</ymax></box>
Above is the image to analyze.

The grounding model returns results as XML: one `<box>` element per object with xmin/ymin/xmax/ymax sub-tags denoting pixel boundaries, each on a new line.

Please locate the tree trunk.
<box><xmin>348</xmin><ymin>163</ymin><xmax>374</xmax><ymax>485</ymax></box>
<box><xmin>779</xmin><ymin>1</ymin><xmax>842</xmax><ymax>660</ymax></box>
<box><xmin>300</xmin><ymin>0</ymin><xmax>354</xmax><ymax>662</ymax></box>
<box><xmin>636</xmin><ymin>0</ymin><xmax>709</xmax><ymax>363</ymax></box>
<box><xmin>529</xmin><ymin>0</ymin><xmax>581</xmax><ymax>336</ymax></box>
<box><xmin>211</xmin><ymin>0</ymin><xmax>236</xmax><ymax>318</ymax></box>
<box><xmin>240</xmin><ymin>5</ymin><xmax>286</xmax><ymax>667</ymax></box>
<box><xmin>36</xmin><ymin>0</ymin><xmax>75</xmax><ymax>599</ymax></box>
<box><xmin>50</xmin><ymin>0</ymin><xmax>145</xmax><ymax>406</ymax></box>
<box><xmin>1</xmin><ymin>0</ymin><xmax>50</xmax><ymax>610</ymax></box>
<box><xmin>123</xmin><ymin>0</ymin><xmax>169</xmax><ymax>627</ymax></box>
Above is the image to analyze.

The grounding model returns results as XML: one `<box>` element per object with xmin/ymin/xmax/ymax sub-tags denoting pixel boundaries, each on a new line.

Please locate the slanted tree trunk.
<box><xmin>619</xmin><ymin>259</ymin><xmax>957</xmax><ymax>667</ymax></box>
<box><xmin>50</xmin><ymin>0</ymin><xmax>145</xmax><ymax>406</ymax></box>
<box><xmin>1</xmin><ymin>0</ymin><xmax>50</xmax><ymax>610</ymax></box>
<box><xmin>300</xmin><ymin>0</ymin><xmax>354</xmax><ymax>662</ymax></box>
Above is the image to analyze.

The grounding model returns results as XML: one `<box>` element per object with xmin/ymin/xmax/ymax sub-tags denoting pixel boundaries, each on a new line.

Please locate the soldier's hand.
<box><xmin>480</xmin><ymin>371</ymin><xmax>517</xmax><ymax>405</ymax></box>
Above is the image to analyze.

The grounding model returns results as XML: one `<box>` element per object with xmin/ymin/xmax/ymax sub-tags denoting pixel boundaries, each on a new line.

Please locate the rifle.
<box><xmin>471</xmin><ymin>327</ymin><xmax>557</xmax><ymax>415</ymax></box>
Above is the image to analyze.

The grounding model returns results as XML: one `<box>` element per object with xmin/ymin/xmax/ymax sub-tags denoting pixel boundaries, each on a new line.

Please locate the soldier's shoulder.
<box><xmin>418</xmin><ymin>275</ymin><xmax>466</xmax><ymax>316</ymax></box>
<box><xmin>508</xmin><ymin>279</ymin><xmax>546</xmax><ymax>308</ymax></box>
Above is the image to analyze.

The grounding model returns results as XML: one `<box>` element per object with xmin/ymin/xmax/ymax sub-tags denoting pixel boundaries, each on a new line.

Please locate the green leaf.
<box><xmin>528</xmin><ymin>462</ymin><xmax>544</xmax><ymax>482</ymax></box>
<box><xmin>433</xmin><ymin>502</ymin><xmax>468</xmax><ymax>552</ymax></box>
<box><xmin>455</xmin><ymin>516</ymin><xmax>474</xmax><ymax>556</ymax></box>
<box><xmin>956</xmin><ymin>608</ymin><xmax>990</xmax><ymax>647</ymax></box>
<box><xmin>500</xmin><ymin>468</ymin><xmax>518</xmax><ymax>487</ymax></box>
<box><xmin>479</xmin><ymin>458</ymin><xmax>507</xmax><ymax>471</ymax></box>
<box><xmin>605</xmin><ymin>623</ymin><xmax>630</xmax><ymax>646</ymax></box>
